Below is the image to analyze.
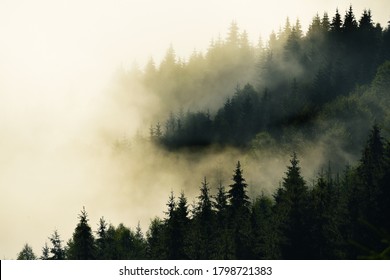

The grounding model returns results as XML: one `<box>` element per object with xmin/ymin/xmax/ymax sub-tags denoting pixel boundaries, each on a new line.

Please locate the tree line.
<box><xmin>18</xmin><ymin>125</ymin><xmax>390</xmax><ymax>259</ymax></box>
<box><xmin>139</xmin><ymin>6</ymin><xmax>390</xmax><ymax>155</ymax></box>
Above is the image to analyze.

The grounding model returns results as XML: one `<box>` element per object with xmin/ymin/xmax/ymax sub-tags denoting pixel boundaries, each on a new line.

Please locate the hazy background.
<box><xmin>0</xmin><ymin>0</ymin><xmax>389</xmax><ymax>259</ymax></box>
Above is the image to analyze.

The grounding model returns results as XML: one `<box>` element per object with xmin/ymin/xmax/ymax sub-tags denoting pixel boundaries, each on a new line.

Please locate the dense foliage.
<box><xmin>18</xmin><ymin>126</ymin><xmax>390</xmax><ymax>259</ymax></box>
<box><xmin>17</xmin><ymin>6</ymin><xmax>390</xmax><ymax>260</ymax></box>
<box><xmin>136</xmin><ymin>7</ymin><xmax>390</xmax><ymax>155</ymax></box>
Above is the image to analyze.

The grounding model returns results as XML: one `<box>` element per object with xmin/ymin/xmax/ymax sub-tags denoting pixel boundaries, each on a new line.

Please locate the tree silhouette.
<box><xmin>17</xmin><ymin>244</ymin><xmax>36</xmax><ymax>260</ymax></box>
<box><xmin>48</xmin><ymin>230</ymin><xmax>65</xmax><ymax>260</ymax></box>
<box><xmin>275</xmin><ymin>153</ymin><xmax>310</xmax><ymax>259</ymax></box>
<box><xmin>67</xmin><ymin>207</ymin><xmax>96</xmax><ymax>259</ymax></box>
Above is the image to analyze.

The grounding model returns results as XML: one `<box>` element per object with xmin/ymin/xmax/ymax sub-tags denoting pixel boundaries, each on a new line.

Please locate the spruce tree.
<box><xmin>212</xmin><ymin>182</ymin><xmax>235</xmax><ymax>259</ymax></box>
<box><xmin>274</xmin><ymin>153</ymin><xmax>310</xmax><ymax>259</ymax></box>
<box><xmin>164</xmin><ymin>191</ymin><xmax>189</xmax><ymax>259</ymax></box>
<box><xmin>190</xmin><ymin>177</ymin><xmax>216</xmax><ymax>259</ymax></box>
<box><xmin>330</xmin><ymin>9</ymin><xmax>343</xmax><ymax>33</ymax></box>
<box><xmin>228</xmin><ymin>161</ymin><xmax>251</xmax><ymax>259</ymax></box>
<box><xmin>40</xmin><ymin>243</ymin><xmax>50</xmax><ymax>260</ymax></box>
<box><xmin>146</xmin><ymin>217</ymin><xmax>167</xmax><ymax>259</ymax></box>
<box><xmin>228</xmin><ymin>161</ymin><xmax>250</xmax><ymax>211</ymax></box>
<box><xmin>49</xmin><ymin>230</ymin><xmax>65</xmax><ymax>260</ymax></box>
<box><xmin>96</xmin><ymin>217</ymin><xmax>114</xmax><ymax>260</ymax></box>
<box><xmin>251</xmin><ymin>194</ymin><xmax>280</xmax><ymax>259</ymax></box>
<box><xmin>17</xmin><ymin>243</ymin><xmax>37</xmax><ymax>260</ymax></box>
<box><xmin>67</xmin><ymin>207</ymin><xmax>96</xmax><ymax>259</ymax></box>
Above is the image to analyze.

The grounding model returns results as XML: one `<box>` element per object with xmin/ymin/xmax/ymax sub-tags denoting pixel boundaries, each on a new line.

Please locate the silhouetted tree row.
<box><xmin>143</xmin><ymin>6</ymin><xmax>390</xmax><ymax>153</ymax></box>
<box><xmin>18</xmin><ymin>126</ymin><xmax>390</xmax><ymax>259</ymax></box>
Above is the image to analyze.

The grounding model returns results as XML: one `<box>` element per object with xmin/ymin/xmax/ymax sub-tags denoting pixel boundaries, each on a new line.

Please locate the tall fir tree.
<box><xmin>17</xmin><ymin>243</ymin><xmax>37</xmax><ymax>260</ymax></box>
<box><xmin>66</xmin><ymin>207</ymin><xmax>96</xmax><ymax>260</ymax></box>
<box><xmin>49</xmin><ymin>230</ymin><xmax>65</xmax><ymax>260</ymax></box>
<box><xmin>228</xmin><ymin>161</ymin><xmax>250</xmax><ymax>211</ymax></box>
<box><xmin>228</xmin><ymin>161</ymin><xmax>251</xmax><ymax>259</ymax></box>
<box><xmin>274</xmin><ymin>153</ymin><xmax>310</xmax><ymax>259</ymax></box>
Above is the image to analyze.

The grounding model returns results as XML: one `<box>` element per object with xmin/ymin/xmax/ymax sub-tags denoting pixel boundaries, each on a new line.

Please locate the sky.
<box><xmin>0</xmin><ymin>0</ymin><xmax>389</xmax><ymax>259</ymax></box>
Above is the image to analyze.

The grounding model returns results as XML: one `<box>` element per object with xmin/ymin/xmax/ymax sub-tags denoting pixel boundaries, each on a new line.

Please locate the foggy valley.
<box><xmin>1</xmin><ymin>0</ymin><xmax>390</xmax><ymax>260</ymax></box>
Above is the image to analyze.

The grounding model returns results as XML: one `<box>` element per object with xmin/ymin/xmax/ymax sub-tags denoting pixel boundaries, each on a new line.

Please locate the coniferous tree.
<box><xmin>274</xmin><ymin>153</ymin><xmax>310</xmax><ymax>259</ymax></box>
<box><xmin>164</xmin><ymin>191</ymin><xmax>189</xmax><ymax>259</ymax></box>
<box><xmin>346</xmin><ymin>125</ymin><xmax>386</xmax><ymax>257</ymax></box>
<box><xmin>189</xmin><ymin>177</ymin><xmax>216</xmax><ymax>259</ymax></box>
<box><xmin>95</xmin><ymin>217</ymin><xmax>116</xmax><ymax>260</ymax></box>
<box><xmin>146</xmin><ymin>217</ymin><xmax>167</xmax><ymax>259</ymax></box>
<box><xmin>321</xmin><ymin>12</ymin><xmax>331</xmax><ymax>31</ymax></box>
<box><xmin>308</xmin><ymin>174</ymin><xmax>343</xmax><ymax>259</ymax></box>
<box><xmin>357</xmin><ymin>125</ymin><xmax>385</xmax><ymax>223</ymax></box>
<box><xmin>113</xmin><ymin>223</ymin><xmax>135</xmax><ymax>259</ymax></box>
<box><xmin>251</xmin><ymin>194</ymin><xmax>280</xmax><ymax>259</ymax></box>
<box><xmin>228</xmin><ymin>161</ymin><xmax>251</xmax><ymax>259</ymax></box>
<box><xmin>228</xmin><ymin>161</ymin><xmax>250</xmax><ymax>211</ymax></box>
<box><xmin>17</xmin><ymin>243</ymin><xmax>37</xmax><ymax>260</ymax></box>
<box><xmin>40</xmin><ymin>242</ymin><xmax>50</xmax><ymax>260</ymax></box>
<box><xmin>331</xmin><ymin>9</ymin><xmax>343</xmax><ymax>33</ymax></box>
<box><xmin>212</xmin><ymin>182</ymin><xmax>235</xmax><ymax>259</ymax></box>
<box><xmin>49</xmin><ymin>230</ymin><xmax>65</xmax><ymax>260</ymax></box>
<box><xmin>66</xmin><ymin>208</ymin><xmax>96</xmax><ymax>260</ymax></box>
<box><xmin>343</xmin><ymin>5</ymin><xmax>358</xmax><ymax>35</ymax></box>
<box><xmin>379</xmin><ymin>140</ymin><xmax>390</xmax><ymax>233</ymax></box>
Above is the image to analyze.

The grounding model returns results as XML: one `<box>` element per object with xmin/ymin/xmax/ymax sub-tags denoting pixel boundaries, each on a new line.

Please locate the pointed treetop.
<box><xmin>331</xmin><ymin>8</ymin><xmax>343</xmax><ymax>32</ymax></box>
<box><xmin>227</xmin><ymin>20</ymin><xmax>240</xmax><ymax>46</ymax></box>
<box><xmin>78</xmin><ymin>206</ymin><xmax>89</xmax><ymax>224</ymax></box>
<box><xmin>295</xmin><ymin>18</ymin><xmax>303</xmax><ymax>38</ymax></box>
<box><xmin>322</xmin><ymin>12</ymin><xmax>330</xmax><ymax>31</ymax></box>
<box><xmin>284</xmin><ymin>17</ymin><xmax>292</xmax><ymax>33</ymax></box>
<box><xmin>359</xmin><ymin>9</ymin><xmax>374</xmax><ymax>30</ymax></box>
<box><xmin>214</xmin><ymin>181</ymin><xmax>228</xmax><ymax>212</ymax></box>
<box><xmin>360</xmin><ymin>124</ymin><xmax>385</xmax><ymax>168</ymax></box>
<box><xmin>343</xmin><ymin>5</ymin><xmax>358</xmax><ymax>31</ymax></box>
<box><xmin>283</xmin><ymin>152</ymin><xmax>306</xmax><ymax>192</ymax></box>
<box><xmin>228</xmin><ymin>161</ymin><xmax>250</xmax><ymax>210</ymax></box>
<box><xmin>165</xmin><ymin>191</ymin><xmax>176</xmax><ymax>219</ymax></box>
<box><xmin>308</xmin><ymin>13</ymin><xmax>322</xmax><ymax>34</ymax></box>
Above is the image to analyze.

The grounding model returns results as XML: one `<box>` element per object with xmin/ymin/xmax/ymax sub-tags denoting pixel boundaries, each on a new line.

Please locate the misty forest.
<box><xmin>17</xmin><ymin>6</ymin><xmax>390</xmax><ymax>260</ymax></box>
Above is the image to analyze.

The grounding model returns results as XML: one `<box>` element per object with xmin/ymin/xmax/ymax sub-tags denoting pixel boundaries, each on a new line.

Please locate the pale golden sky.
<box><xmin>0</xmin><ymin>0</ymin><xmax>389</xmax><ymax>259</ymax></box>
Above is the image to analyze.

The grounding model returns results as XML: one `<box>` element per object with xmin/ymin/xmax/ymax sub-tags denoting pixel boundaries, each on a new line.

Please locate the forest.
<box><xmin>17</xmin><ymin>6</ymin><xmax>390</xmax><ymax>259</ymax></box>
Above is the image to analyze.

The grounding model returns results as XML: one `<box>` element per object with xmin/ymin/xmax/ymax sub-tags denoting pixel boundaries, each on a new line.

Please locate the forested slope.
<box><xmin>17</xmin><ymin>6</ymin><xmax>390</xmax><ymax>260</ymax></box>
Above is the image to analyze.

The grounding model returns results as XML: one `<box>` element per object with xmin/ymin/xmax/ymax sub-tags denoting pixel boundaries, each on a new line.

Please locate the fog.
<box><xmin>1</xmin><ymin>0</ymin><xmax>389</xmax><ymax>259</ymax></box>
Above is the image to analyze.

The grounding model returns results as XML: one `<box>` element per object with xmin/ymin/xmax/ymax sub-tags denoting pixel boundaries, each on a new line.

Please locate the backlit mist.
<box><xmin>1</xmin><ymin>0</ymin><xmax>390</xmax><ymax>259</ymax></box>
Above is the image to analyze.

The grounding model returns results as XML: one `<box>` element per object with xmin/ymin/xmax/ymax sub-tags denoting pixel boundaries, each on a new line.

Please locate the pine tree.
<box><xmin>17</xmin><ymin>243</ymin><xmax>37</xmax><ymax>260</ymax></box>
<box><xmin>357</xmin><ymin>125</ymin><xmax>385</xmax><ymax>222</ymax></box>
<box><xmin>196</xmin><ymin>177</ymin><xmax>213</xmax><ymax>219</ymax></box>
<box><xmin>331</xmin><ymin>9</ymin><xmax>343</xmax><ymax>33</ymax></box>
<box><xmin>40</xmin><ymin>242</ymin><xmax>50</xmax><ymax>260</ymax></box>
<box><xmin>190</xmin><ymin>177</ymin><xmax>216</xmax><ymax>259</ymax></box>
<box><xmin>227</xmin><ymin>21</ymin><xmax>240</xmax><ymax>47</ymax></box>
<box><xmin>49</xmin><ymin>230</ymin><xmax>65</xmax><ymax>260</ymax></box>
<box><xmin>228</xmin><ymin>161</ymin><xmax>250</xmax><ymax>211</ymax></box>
<box><xmin>114</xmin><ymin>223</ymin><xmax>135</xmax><ymax>259</ymax></box>
<box><xmin>212</xmin><ymin>182</ymin><xmax>235</xmax><ymax>259</ymax></box>
<box><xmin>164</xmin><ymin>191</ymin><xmax>189</xmax><ymax>259</ymax></box>
<box><xmin>379</xmin><ymin>141</ymin><xmax>390</xmax><ymax>232</ymax></box>
<box><xmin>347</xmin><ymin>125</ymin><xmax>386</xmax><ymax>257</ymax></box>
<box><xmin>228</xmin><ymin>161</ymin><xmax>251</xmax><ymax>259</ymax></box>
<box><xmin>251</xmin><ymin>194</ymin><xmax>279</xmax><ymax>259</ymax></box>
<box><xmin>343</xmin><ymin>5</ymin><xmax>358</xmax><ymax>33</ymax></box>
<box><xmin>132</xmin><ymin>222</ymin><xmax>147</xmax><ymax>259</ymax></box>
<box><xmin>308</xmin><ymin>174</ymin><xmax>343</xmax><ymax>259</ymax></box>
<box><xmin>321</xmin><ymin>12</ymin><xmax>331</xmax><ymax>31</ymax></box>
<box><xmin>307</xmin><ymin>13</ymin><xmax>322</xmax><ymax>37</ymax></box>
<box><xmin>67</xmin><ymin>207</ymin><xmax>96</xmax><ymax>260</ymax></box>
<box><xmin>274</xmin><ymin>153</ymin><xmax>310</xmax><ymax>259</ymax></box>
<box><xmin>96</xmin><ymin>217</ymin><xmax>113</xmax><ymax>259</ymax></box>
<box><xmin>146</xmin><ymin>217</ymin><xmax>167</xmax><ymax>259</ymax></box>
